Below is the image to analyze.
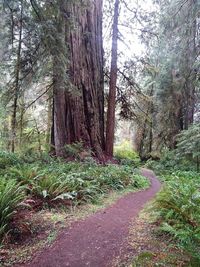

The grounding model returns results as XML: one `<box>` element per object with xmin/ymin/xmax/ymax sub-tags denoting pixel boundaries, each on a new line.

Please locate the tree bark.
<box><xmin>11</xmin><ymin>1</ymin><xmax>23</xmax><ymax>153</ymax></box>
<box><xmin>46</xmin><ymin>95</ymin><xmax>52</xmax><ymax>147</ymax></box>
<box><xmin>105</xmin><ymin>0</ymin><xmax>120</xmax><ymax>157</ymax></box>
<box><xmin>52</xmin><ymin>0</ymin><xmax>105</xmax><ymax>159</ymax></box>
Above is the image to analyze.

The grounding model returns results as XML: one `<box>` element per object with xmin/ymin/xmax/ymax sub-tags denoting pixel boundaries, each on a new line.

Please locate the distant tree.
<box><xmin>176</xmin><ymin>123</ymin><xmax>200</xmax><ymax>172</ymax></box>
<box><xmin>105</xmin><ymin>0</ymin><xmax>120</xmax><ymax>157</ymax></box>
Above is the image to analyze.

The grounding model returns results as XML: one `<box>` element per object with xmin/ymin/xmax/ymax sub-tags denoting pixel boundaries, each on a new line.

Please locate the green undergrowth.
<box><xmin>143</xmin><ymin>147</ymin><xmax>200</xmax><ymax>264</ymax></box>
<box><xmin>151</xmin><ymin>170</ymin><xmax>200</xmax><ymax>264</ymax></box>
<box><xmin>114</xmin><ymin>140</ymin><xmax>141</xmax><ymax>166</ymax></box>
<box><xmin>0</xmin><ymin>151</ymin><xmax>149</xmax><ymax>244</ymax></box>
<box><xmin>0</xmin><ymin>188</ymin><xmax>137</xmax><ymax>267</ymax></box>
<box><xmin>145</xmin><ymin>148</ymin><xmax>199</xmax><ymax>175</ymax></box>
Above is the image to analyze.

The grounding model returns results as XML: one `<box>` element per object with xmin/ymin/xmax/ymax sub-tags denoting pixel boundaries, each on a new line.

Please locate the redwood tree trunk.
<box><xmin>105</xmin><ymin>0</ymin><xmax>119</xmax><ymax>157</ymax></box>
<box><xmin>52</xmin><ymin>0</ymin><xmax>105</xmax><ymax>159</ymax></box>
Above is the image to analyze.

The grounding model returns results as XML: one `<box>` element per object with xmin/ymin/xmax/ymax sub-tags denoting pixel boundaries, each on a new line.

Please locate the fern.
<box><xmin>153</xmin><ymin>171</ymin><xmax>200</xmax><ymax>261</ymax></box>
<box><xmin>0</xmin><ymin>178</ymin><xmax>25</xmax><ymax>242</ymax></box>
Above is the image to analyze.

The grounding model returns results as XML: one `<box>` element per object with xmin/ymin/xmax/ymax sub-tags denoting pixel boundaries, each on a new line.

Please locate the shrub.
<box><xmin>0</xmin><ymin>153</ymin><xmax>149</xmax><ymax>207</ymax></box>
<box><xmin>31</xmin><ymin>163</ymin><xmax>149</xmax><ymax>204</ymax></box>
<box><xmin>63</xmin><ymin>142</ymin><xmax>92</xmax><ymax>160</ymax></box>
<box><xmin>31</xmin><ymin>174</ymin><xmax>71</xmax><ymax>201</ymax></box>
<box><xmin>6</xmin><ymin>164</ymin><xmax>39</xmax><ymax>186</ymax></box>
<box><xmin>176</xmin><ymin>123</ymin><xmax>200</xmax><ymax>172</ymax></box>
<box><xmin>0</xmin><ymin>151</ymin><xmax>22</xmax><ymax>169</ymax></box>
<box><xmin>145</xmin><ymin>149</ymin><xmax>197</xmax><ymax>175</ymax></box>
<box><xmin>152</xmin><ymin>171</ymin><xmax>200</xmax><ymax>261</ymax></box>
<box><xmin>0</xmin><ymin>178</ymin><xmax>25</xmax><ymax>242</ymax></box>
<box><xmin>114</xmin><ymin>141</ymin><xmax>141</xmax><ymax>166</ymax></box>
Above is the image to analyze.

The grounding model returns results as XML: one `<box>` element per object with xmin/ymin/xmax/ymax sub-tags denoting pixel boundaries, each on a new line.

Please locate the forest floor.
<box><xmin>10</xmin><ymin>168</ymin><xmax>161</xmax><ymax>267</ymax></box>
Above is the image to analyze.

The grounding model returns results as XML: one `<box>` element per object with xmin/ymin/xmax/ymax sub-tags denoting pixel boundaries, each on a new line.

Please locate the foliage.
<box><xmin>0</xmin><ymin>151</ymin><xmax>149</xmax><ymax>243</ymax></box>
<box><xmin>152</xmin><ymin>171</ymin><xmax>200</xmax><ymax>261</ymax></box>
<box><xmin>32</xmin><ymin>174</ymin><xmax>72</xmax><ymax>201</ymax></box>
<box><xmin>30</xmin><ymin>163</ymin><xmax>149</xmax><ymax>203</ymax></box>
<box><xmin>114</xmin><ymin>141</ymin><xmax>141</xmax><ymax>166</ymax></box>
<box><xmin>145</xmin><ymin>149</ymin><xmax>197</xmax><ymax>175</ymax></box>
<box><xmin>176</xmin><ymin>124</ymin><xmax>200</xmax><ymax>171</ymax></box>
<box><xmin>0</xmin><ymin>178</ymin><xmax>25</xmax><ymax>242</ymax></box>
<box><xmin>0</xmin><ymin>151</ymin><xmax>22</xmax><ymax>169</ymax></box>
<box><xmin>64</xmin><ymin>142</ymin><xmax>92</xmax><ymax>160</ymax></box>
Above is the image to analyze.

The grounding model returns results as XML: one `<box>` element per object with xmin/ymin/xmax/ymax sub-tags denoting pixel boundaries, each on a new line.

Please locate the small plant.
<box><xmin>7</xmin><ymin>164</ymin><xmax>39</xmax><ymax>186</ymax></box>
<box><xmin>63</xmin><ymin>142</ymin><xmax>92</xmax><ymax>160</ymax></box>
<box><xmin>32</xmin><ymin>174</ymin><xmax>70</xmax><ymax>201</ymax></box>
<box><xmin>0</xmin><ymin>178</ymin><xmax>25</xmax><ymax>242</ymax></box>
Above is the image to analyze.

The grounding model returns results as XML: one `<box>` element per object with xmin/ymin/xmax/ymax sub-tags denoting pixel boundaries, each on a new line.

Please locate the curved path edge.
<box><xmin>23</xmin><ymin>168</ymin><xmax>161</xmax><ymax>267</ymax></box>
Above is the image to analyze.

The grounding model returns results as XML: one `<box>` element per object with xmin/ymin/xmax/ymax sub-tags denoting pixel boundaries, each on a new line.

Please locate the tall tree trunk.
<box><xmin>52</xmin><ymin>0</ymin><xmax>105</xmax><ymax>159</ymax></box>
<box><xmin>19</xmin><ymin>96</ymin><xmax>25</xmax><ymax>148</ymax></box>
<box><xmin>46</xmin><ymin>95</ymin><xmax>52</xmax><ymax>147</ymax></box>
<box><xmin>183</xmin><ymin>0</ymin><xmax>197</xmax><ymax>129</ymax></box>
<box><xmin>105</xmin><ymin>0</ymin><xmax>119</xmax><ymax>157</ymax></box>
<box><xmin>51</xmin><ymin>0</ymin><xmax>68</xmax><ymax>157</ymax></box>
<box><xmin>11</xmin><ymin>1</ymin><xmax>23</xmax><ymax>152</ymax></box>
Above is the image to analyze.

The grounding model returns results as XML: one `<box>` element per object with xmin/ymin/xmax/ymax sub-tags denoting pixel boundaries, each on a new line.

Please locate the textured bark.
<box><xmin>46</xmin><ymin>95</ymin><xmax>52</xmax><ymax>146</ymax></box>
<box><xmin>52</xmin><ymin>0</ymin><xmax>105</xmax><ymax>158</ymax></box>
<box><xmin>105</xmin><ymin>0</ymin><xmax>119</xmax><ymax>157</ymax></box>
<box><xmin>180</xmin><ymin>0</ymin><xmax>197</xmax><ymax>130</ymax></box>
<box><xmin>52</xmin><ymin>1</ymin><xmax>68</xmax><ymax>157</ymax></box>
<box><xmin>11</xmin><ymin>2</ymin><xmax>23</xmax><ymax>152</ymax></box>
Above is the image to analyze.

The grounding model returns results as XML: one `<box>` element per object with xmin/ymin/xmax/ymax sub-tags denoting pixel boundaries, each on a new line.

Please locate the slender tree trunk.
<box><xmin>52</xmin><ymin>0</ymin><xmax>105</xmax><ymax>159</ymax></box>
<box><xmin>46</xmin><ymin>95</ymin><xmax>52</xmax><ymax>147</ymax></box>
<box><xmin>105</xmin><ymin>0</ymin><xmax>119</xmax><ymax>157</ymax></box>
<box><xmin>148</xmin><ymin>93</ymin><xmax>154</xmax><ymax>156</ymax></box>
<box><xmin>34</xmin><ymin>119</ymin><xmax>42</xmax><ymax>157</ymax></box>
<box><xmin>19</xmin><ymin>97</ymin><xmax>25</xmax><ymax>148</ymax></box>
<box><xmin>183</xmin><ymin>0</ymin><xmax>197</xmax><ymax>129</ymax></box>
<box><xmin>11</xmin><ymin>1</ymin><xmax>23</xmax><ymax>153</ymax></box>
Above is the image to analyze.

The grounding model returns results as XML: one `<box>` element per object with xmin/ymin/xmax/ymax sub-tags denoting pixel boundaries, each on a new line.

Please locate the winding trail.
<box><xmin>26</xmin><ymin>169</ymin><xmax>161</xmax><ymax>267</ymax></box>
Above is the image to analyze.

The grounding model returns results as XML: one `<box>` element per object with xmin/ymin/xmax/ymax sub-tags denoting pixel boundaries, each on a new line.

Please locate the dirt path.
<box><xmin>25</xmin><ymin>169</ymin><xmax>161</xmax><ymax>267</ymax></box>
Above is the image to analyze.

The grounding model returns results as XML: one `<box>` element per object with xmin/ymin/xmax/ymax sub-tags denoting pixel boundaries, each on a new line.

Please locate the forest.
<box><xmin>0</xmin><ymin>0</ymin><xmax>199</xmax><ymax>266</ymax></box>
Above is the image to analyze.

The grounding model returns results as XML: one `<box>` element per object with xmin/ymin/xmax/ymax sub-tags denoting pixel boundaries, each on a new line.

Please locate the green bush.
<box><xmin>0</xmin><ymin>153</ymin><xmax>149</xmax><ymax>207</ymax></box>
<box><xmin>0</xmin><ymin>152</ymin><xmax>149</xmax><ymax>243</ymax></box>
<box><xmin>32</xmin><ymin>174</ymin><xmax>72</xmax><ymax>201</ymax></box>
<box><xmin>0</xmin><ymin>178</ymin><xmax>25</xmax><ymax>242</ymax></box>
<box><xmin>114</xmin><ymin>141</ymin><xmax>141</xmax><ymax>166</ymax></box>
<box><xmin>152</xmin><ymin>171</ymin><xmax>200</xmax><ymax>261</ymax></box>
<box><xmin>176</xmin><ymin>123</ymin><xmax>200</xmax><ymax>172</ymax></box>
<box><xmin>0</xmin><ymin>151</ymin><xmax>22</xmax><ymax>169</ymax></box>
<box><xmin>145</xmin><ymin>149</ymin><xmax>197</xmax><ymax>175</ymax></box>
<box><xmin>6</xmin><ymin>164</ymin><xmax>39</xmax><ymax>186</ymax></box>
<box><xmin>31</xmin><ymin>163</ymin><xmax>149</xmax><ymax>204</ymax></box>
<box><xmin>63</xmin><ymin>142</ymin><xmax>92</xmax><ymax>160</ymax></box>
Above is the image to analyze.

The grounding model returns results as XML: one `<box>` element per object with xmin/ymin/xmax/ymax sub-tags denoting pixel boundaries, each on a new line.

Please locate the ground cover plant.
<box><xmin>0</xmin><ymin>151</ymin><xmax>149</xmax><ymax>245</ymax></box>
<box><xmin>151</xmin><ymin>170</ymin><xmax>200</xmax><ymax>263</ymax></box>
<box><xmin>114</xmin><ymin>141</ymin><xmax>141</xmax><ymax>166</ymax></box>
<box><xmin>0</xmin><ymin>178</ymin><xmax>25</xmax><ymax>242</ymax></box>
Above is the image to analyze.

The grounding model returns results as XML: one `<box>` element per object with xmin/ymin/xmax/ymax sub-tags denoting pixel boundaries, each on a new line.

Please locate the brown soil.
<box><xmin>19</xmin><ymin>168</ymin><xmax>161</xmax><ymax>267</ymax></box>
